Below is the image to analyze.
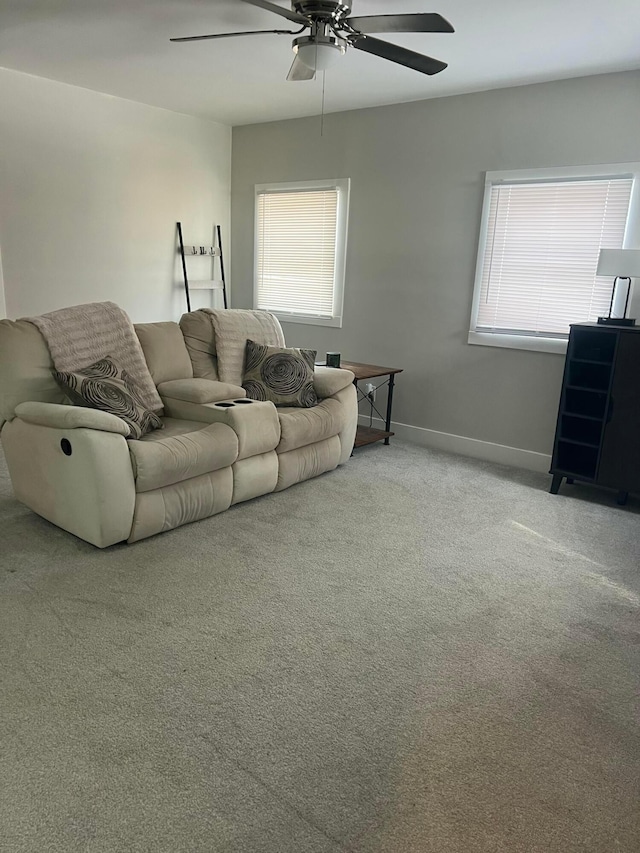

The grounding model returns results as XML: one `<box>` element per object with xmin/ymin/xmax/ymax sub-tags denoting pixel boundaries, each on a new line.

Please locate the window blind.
<box><xmin>476</xmin><ymin>178</ymin><xmax>634</xmax><ymax>337</ymax></box>
<box><xmin>255</xmin><ymin>188</ymin><xmax>338</xmax><ymax>317</ymax></box>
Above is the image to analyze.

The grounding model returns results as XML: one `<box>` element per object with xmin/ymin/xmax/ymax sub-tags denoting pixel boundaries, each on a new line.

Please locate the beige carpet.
<box><xmin>1</xmin><ymin>441</ymin><xmax>639</xmax><ymax>853</ymax></box>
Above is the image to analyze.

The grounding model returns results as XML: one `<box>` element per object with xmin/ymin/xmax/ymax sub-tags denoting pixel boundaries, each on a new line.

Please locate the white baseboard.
<box><xmin>358</xmin><ymin>415</ymin><xmax>552</xmax><ymax>474</ymax></box>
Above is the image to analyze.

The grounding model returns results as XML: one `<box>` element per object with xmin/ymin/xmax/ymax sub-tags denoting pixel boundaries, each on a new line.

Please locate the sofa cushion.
<box><xmin>128</xmin><ymin>418</ymin><xmax>238</xmax><ymax>493</ymax></box>
<box><xmin>128</xmin><ymin>468</ymin><xmax>233</xmax><ymax>542</ymax></box>
<box><xmin>275</xmin><ymin>436</ymin><xmax>342</xmax><ymax>491</ymax></box>
<box><xmin>243</xmin><ymin>340</ymin><xmax>318</xmax><ymax>408</ymax></box>
<box><xmin>231</xmin><ymin>451</ymin><xmax>279</xmax><ymax>505</ymax></box>
<box><xmin>137</xmin><ymin>417</ymin><xmax>209</xmax><ymax>441</ymax></box>
<box><xmin>276</xmin><ymin>397</ymin><xmax>343</xmax><ymax>453</ymax></box>
<box><xmin>135</xmin><ymin>321</ymin><xmax>193</xmax><ymax>385</ymax></box>
<box><xmin>54</xmin><ymin>357</ymin><xmax>163</xmax><ymax>440</ymax></box>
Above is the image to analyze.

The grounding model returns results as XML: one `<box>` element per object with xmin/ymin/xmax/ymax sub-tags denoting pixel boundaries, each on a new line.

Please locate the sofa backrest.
<box><xmin>0</xmin><ymin>319</ymin><xmax>67</xmax><ymax>425</ymax></box>
<box><xmin>179</xmin><ymin>309</ymin><xmax>219</xmax><ymax>381</ymax></box>
<box><xmin>179</xmin><ymin>309</ymin><xmax>287</xmax><ymax>385</ymax></box>
<box><xmin>134</xmin><ymin>322</ymin><xmax>193</xmax><ymax>385</ymax></box>
<box><xmin>0</xmin><ymin>316</ymin><xmax>194</xmax><ymax>428</ymax></box>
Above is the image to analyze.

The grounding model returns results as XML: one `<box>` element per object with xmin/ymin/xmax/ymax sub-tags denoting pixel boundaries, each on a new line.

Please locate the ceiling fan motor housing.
<box><xmin>292</xmin><ymin>1</ymin><xmax>352</xmax><ymax>23</ymax></box>
<box><xmin>293</xmin><ymin>32</ymin><xmax>347</xmax><ymax>69</ymax></box>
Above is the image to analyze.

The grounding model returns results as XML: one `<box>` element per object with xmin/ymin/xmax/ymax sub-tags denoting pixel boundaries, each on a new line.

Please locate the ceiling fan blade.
<box><xmin>352</xmin><ymin>36</ymin><xmax>447</xmax><ymax>75</ymax></box>
<box><xmin>287</xmin><ymin>54</ymin><xmax>316</xmax><ymax>81</ymax></box>
<box><xmin>237</xmin><ymin>0</ymin><xmax>307</xmax><ymax>25</ymax></box>
<box><xmin>171</xmin><ymin>29</ymin><xmax>300</xmax><ymax>43</ymax></box>
<box><xmin>345</xmin><ymin>13</ymin><xmax>454</xmax><ymax>34</ymax></box>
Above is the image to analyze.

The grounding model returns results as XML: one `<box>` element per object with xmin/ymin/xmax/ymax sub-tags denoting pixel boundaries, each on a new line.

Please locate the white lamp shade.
<box><xmin>296</xmin><ymin>41</ymin><xmax>344</xmax><ymax>71</ymax></box>
<box><xmin>596</xmin><ymin>248</ymin><xmax>640</xmax><ymax>277</ymax></box>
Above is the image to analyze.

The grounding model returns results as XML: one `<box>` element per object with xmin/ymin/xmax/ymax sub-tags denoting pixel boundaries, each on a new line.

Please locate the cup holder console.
<box><xmin>208</xmin><ymin>396</ymin><xmax>277</xmax><ymax>456</ymax></box>
<box><xmin>214</xmin><ymin>399</ymin><xmax>254</xmax><ymax>408</ymax></box>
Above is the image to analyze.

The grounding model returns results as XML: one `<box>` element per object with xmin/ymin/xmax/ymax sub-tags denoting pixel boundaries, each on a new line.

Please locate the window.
<box><xmin>469</xmin><ymin>164</ymin><xmax>640</xmax><ymax>354</ymax></box>
<box><xmin>254</xmin><ymin>178</ymin><xmax>350</xmax><ymax>328</ymax></box>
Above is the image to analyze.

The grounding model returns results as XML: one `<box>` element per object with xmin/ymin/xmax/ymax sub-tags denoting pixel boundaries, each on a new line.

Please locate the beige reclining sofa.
<box><xmin>0</xmin><ymin>305</ymin><xmax>357</xmax><ymax>548</ymax></box>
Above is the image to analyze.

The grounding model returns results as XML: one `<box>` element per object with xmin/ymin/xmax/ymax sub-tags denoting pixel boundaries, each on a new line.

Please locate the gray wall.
<box><xmin>231</xmin><ymin>71</ymin><xmax>640</xmax><ymax>455</ymax></box>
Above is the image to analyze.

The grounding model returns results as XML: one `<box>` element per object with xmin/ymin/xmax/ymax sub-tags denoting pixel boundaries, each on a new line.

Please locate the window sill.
<box><xmin>468</xmin><ymin>330</ymin><xmax>567</xmax><ymax>355</ymax></box>
<box><xmin>271</xmin><ymin>312</ymin><xmax>343</xmax><ymax>329</ymax></box>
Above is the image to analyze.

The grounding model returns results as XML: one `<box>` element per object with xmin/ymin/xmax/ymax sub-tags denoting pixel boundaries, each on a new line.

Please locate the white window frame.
<box><xmin>469</xmin><ymin>163</ymin><xmax>640</xmax><ymax>355</ymax></box>
<box><xmin>253</xmin><ymin>178</ymin><xmax>350</xmax><ymax>328</ymax></box>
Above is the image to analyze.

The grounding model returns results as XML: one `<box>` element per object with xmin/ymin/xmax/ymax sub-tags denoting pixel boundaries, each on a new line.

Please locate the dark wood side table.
<box><xmin>339</xmin><ymin>361</ymin><xmax>403</xmax><ymax>448</ymax></box>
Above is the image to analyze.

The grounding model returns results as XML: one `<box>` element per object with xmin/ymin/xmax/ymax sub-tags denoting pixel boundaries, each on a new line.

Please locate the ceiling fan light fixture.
<box><xmin>293</xmin><ymin>35</ymin><xmax>346</xmax><ymax>70</ymax></box>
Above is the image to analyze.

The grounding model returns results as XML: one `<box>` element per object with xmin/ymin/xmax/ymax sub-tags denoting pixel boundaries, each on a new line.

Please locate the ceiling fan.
<box><xmin>171</xmin><ymin>1</ymin><xmax>454</xmax><ymax>82</ymax></box>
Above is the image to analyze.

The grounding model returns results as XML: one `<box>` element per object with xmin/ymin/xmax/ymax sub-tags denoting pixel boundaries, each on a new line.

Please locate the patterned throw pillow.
<box><xmin>54</xmin><ymin>357</ymin><xmax>163</xmax><ymax>440</ymax></box>
<box><xmin>242</xmin><ymin>340</ymin><xmax>318</xmax><ymax>408</ymax></box>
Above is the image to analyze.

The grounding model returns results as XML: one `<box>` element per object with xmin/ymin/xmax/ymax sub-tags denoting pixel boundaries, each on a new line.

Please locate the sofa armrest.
<box><xmin>157</xmin><ymin>378</ymin><xmax>246</xmax><ymax>404</ymax></box>
<box><xmin>1</xmin><ymin>417</ymin><xmax>135</xmax><ymax>547</ymax></box>
<box><xmin>14</xmin><ymin>402</ymin><xmax>131</xmax><ymax>435</ymax></box>
<box><xmin>313</xmin><ymin>367</ymin><xmax>355</xmax><ymax>399</ymax></box>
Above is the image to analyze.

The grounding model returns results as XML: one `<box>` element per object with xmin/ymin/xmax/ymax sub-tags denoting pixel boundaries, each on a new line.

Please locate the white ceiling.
<box><xmin>0</xmin><ymin>0</ymin><xmax>639</xmax><ymax>126</ymax></box>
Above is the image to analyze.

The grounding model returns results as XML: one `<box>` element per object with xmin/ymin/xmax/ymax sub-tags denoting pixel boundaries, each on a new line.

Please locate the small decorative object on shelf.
<box><xmin>338</xmin><ymin>361</ymin><xmax>403</xmax><ymax>448</ymax></box>
<box><xmin>595</xmin><ymin>248</ymin><xmax>640</xmax><ymax>327</ymax></box>
<box><xmin>549</xmin><ymin>322</ymin><xmax>640</xmax><ymax>505</ymax></box>
<box><xmin>326</xmin><ymin>352</ymin><xmax>341</xmax><ymax>367</ymax></box>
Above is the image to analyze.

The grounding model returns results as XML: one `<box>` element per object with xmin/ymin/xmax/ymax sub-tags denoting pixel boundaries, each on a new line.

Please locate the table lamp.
<box><xmin>596</xmin><ymin>248</ymin><xmax>640</xmax><ymax>326</ymax></box>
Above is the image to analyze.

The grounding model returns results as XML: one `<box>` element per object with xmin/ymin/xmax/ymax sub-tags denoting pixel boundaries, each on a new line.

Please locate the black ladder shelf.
<box><xmin>177</xmin><ymin>222</ymin><xmax>228</xmax><ymax>312</ymax></box>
